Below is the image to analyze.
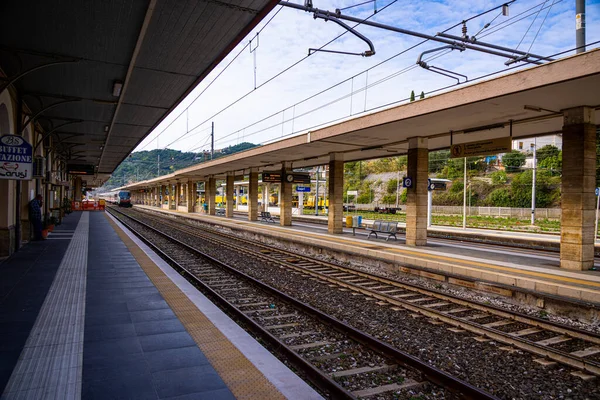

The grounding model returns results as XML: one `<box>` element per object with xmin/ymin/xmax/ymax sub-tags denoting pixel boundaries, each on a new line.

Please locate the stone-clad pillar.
<box><xmin>208</xmin><ymin>176</ymin><xmax>216</xmax><ymax>215</ymax></box>
<box><xmin>248</xmin><ymin>170</ymin><xmax>259</xmax><ymax>221</ymax></box>
<box><xmin>406</xmin><ymin>137</ymin><xmax>428</xmax><ymax>246</ymax></box>
<box><xmin>154</xmin><ymin>186</ymin><xmax>159</xmax><ymax>207</ymax></box>
<box><xmin>167</xmin><ymin>184</ymin><xmax>173</xmax><ymax>209</ymax></box>
<box><xmin>175</xmin><ymin>182</ymin><xmax>181</xmax><ymax>208</ymax></box>
<box><xmin>560</xmin><ymin>107</ymin><xmax>596</xmax><ymax>270</ymax></box>
<box><xmin>187</xmin><ymin>181</ymin><xmax>195</xmax><ymax>213</ymax></box>
<box><xmin>328</xmin><ymin>154</ymin><xmax>344</xmax><ymax>234</ymax></box>
<box><xmin>280</xmin><ymin>165</ymin><xmax>292</xmax><ymax>226</ymax></box>
<box><xmin>226</xmin><ymin>174</ymin><xmax>234</xmax><ymax>218</ymax></box>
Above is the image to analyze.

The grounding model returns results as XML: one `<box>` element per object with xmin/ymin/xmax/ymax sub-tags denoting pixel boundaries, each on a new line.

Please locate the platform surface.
<box><xmin>135</xmin><ymin>205</ymin><xmax>600</xmax><ymax>304</ymax></box>
<box><xmin>0</xmin><ymin>211</ymin><xmax>321</xmax><ymax>400</ymax></box>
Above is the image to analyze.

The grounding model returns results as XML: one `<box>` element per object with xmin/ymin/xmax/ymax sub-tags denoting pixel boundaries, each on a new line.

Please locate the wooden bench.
<box><xmin>367</xmin><ymin>220</ymin><xmax>398</xmax><ymax>241</ymax></box>
<box><xmin>260</xmin><ymin>211</ymin><xmax>275</xmax><ymax>223</ymax></box>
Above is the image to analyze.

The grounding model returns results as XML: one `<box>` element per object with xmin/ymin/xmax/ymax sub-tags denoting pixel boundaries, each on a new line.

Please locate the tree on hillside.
<box><xmin>502</xmin><ymin>150</ymin><xmax>526</xmax><ymax>171</ymax></box>
<box><xmin>536</xmin><ymin>145</ymin><xmax>560</xmax><ymax>163</ymax></box>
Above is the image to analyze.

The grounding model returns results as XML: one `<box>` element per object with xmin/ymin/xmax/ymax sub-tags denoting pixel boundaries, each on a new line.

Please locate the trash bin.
<box><xmin>346</xmin><ymin>216</ymin><xmax>353</xmax><ymax>227</ymax></box>
<box><xmin>357</xmin><ymin>215</ymin><xmax>362</xmax><ymax>226</ymax></box>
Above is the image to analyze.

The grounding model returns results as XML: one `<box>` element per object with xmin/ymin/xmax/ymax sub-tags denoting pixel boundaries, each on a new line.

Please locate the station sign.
<box><xmin>450</xmin><ymin>136</ymin><xmax>511</xmax><ymax>158</ymax></box>
<box><xmin>346</xmin><ymin>190</ymin><xmax>358</xmax><ymax>196</ymax></box>
<box><xmin>262</xmin><ymin>171</ymin><xmax>282</xmax><ymax>183</ymax></box>
<box><xmin>296</xmin><ymin>186</ymin><xmax>311</xmax><ymax>192</ymax></box>
<box><xmin>402</xmin><ymin>177</ymin><xmax>412</xmax><ymax>188</ymax></box>
<box><xmin>262</xmin><ymin>171</ymin><xmax>311</xmax><ymax>184</ymax></box>
<box><xmin>0</xmin><ymin>135</ymin><xmax>33</xmax><ymax>180</ymax></box>
<box><xmin>427</xmin><ymin>178</ymin><xmax>447</xmax><ymax>191</ymax></box>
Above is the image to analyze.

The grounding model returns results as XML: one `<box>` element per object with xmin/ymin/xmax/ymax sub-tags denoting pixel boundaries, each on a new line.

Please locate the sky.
<box><xmin>134</xmin><ymin>0</ymin><xmax>600</xmax><ymax>156</ymax></box>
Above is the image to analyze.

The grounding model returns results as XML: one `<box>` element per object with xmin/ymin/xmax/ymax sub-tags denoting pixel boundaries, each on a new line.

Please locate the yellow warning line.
<box><xmin>105</xmin><ymin>214</ymin><xmax>285</xmax><ymax>400</ymax></box>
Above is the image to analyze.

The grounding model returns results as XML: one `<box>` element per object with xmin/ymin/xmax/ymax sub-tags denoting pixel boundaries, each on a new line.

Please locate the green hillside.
<box><xmin>102</xmin><ymin>142</ymin><xmax>257</xmax><ymax>190</ymax></box>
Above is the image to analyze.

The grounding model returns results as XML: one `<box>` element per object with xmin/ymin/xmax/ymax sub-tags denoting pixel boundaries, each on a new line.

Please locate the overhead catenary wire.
<box><xmin>185</xmin><ymin>0</ymin><xmax>567</xmax><ymax>155</ymax></box>
<box><xmin>527</xmin><ymin>0</ymin><xmax>558</xmax><ymax>53</ymax></box>
<box><xmin>216</xmin><ymin>40</ymin><xmax>600</xmax><ymax>151</ymax></box>
<box><xmin>514</xmin><ymin>0</ymin><xmax>549</xmax><ymax>52</ymax></box>
<box><xmin>213</xmin><ymin>49</ymin><xmax>453</xmax><ymax>148</ymax></box>
<box><xmin>204</xmin><ymin>0</ymin><xmax>525</xmax><ymax>150</ymax></box>
<box><xmin>166</xmin><ymin>0</ymin><xmax>400</xmax><ymax>149</ymax></box>
<box><xmin>137</xmin><ymin>5</ymin><xmax>286</xmax><ymax>151</ymax></box>
<box><xmin>479</xmin><ymin>0</ymin><xmax>564</xmax><ymax>39</ymax></box>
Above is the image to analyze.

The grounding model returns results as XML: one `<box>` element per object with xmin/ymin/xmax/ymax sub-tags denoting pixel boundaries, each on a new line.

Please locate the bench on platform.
<box><xmin>260</xmin><ymin>211</ymin><xmax>275</xmax><ymax>223</ymax></box>
<box><xmin>367</xmin><ymin>220</ymin><xmax>398</xmax><ymax>241</ymax></box>
<box><xmin>216</xmin><ymin>208</ymin><xmax>226</xmax><ymax>216</ymax></box>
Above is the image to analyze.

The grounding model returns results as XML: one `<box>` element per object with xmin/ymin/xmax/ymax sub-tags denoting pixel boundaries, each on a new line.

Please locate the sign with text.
<box><xmin>450</xmin><ymin>136</ymin><xmax>511</xmax><ymax>158</ymax></box>
<box><xmin>346</xmin><ymin>190</ymin><xmax>358</xmax><ymax>196</ymax></box>
<box><xmin>262</xmin><ymin>171</ymin><xmax>282</xmax><ymax>183</ymax></box>
<box><xmin>296</xmin><ymin>186</ymin><xmax>311</xmax><ymax>192</ymax></box>
<box><xmin>0</xmin><ymin>135</ymin><xmax>33</xmax><ymax>180</ymax></box>
<box><xmin>290</xmin><ymin>173</ymin><xmax>311</xmax><ymax>184</ymax></box>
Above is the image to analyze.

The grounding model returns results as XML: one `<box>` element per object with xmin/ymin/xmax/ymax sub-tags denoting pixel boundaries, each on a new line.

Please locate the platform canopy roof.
<box><xmin>0</xmin><ymin>0</ymin><xmax>278</xmax><ymax>187</ymax></box>
<box><xmin>125</xmin><ymin>49</ymin><xmax>600</xmax><ymax>189</ymax></box>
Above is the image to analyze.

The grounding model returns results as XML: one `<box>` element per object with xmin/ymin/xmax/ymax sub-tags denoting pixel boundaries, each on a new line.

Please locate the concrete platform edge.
<box><xmin>106</xmin><ymin>212</ymin><xmax>323</xmax><ymax>400</ymax></box>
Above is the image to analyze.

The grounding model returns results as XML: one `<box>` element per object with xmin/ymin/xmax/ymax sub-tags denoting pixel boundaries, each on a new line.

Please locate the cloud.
<box><xmin>135</xmin><ymin>0</ymin><xmax>600</xmax><ymax>155</ymax></box>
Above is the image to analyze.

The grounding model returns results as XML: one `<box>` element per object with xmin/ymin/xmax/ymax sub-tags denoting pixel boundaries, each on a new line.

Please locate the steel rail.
<box><xmin>107</xmin><ymin>208</ymin><xmax>354</xmax><ymax>399</ymax></box>
<box><xmin>123</xmin><ymin>207</ymin><xmax>600</xmax><ymax>377</ymax></box>
<box><xmin>109</xmin><ymin>207</ymin><xmax>499</xmax><ymax>400</ymax></box>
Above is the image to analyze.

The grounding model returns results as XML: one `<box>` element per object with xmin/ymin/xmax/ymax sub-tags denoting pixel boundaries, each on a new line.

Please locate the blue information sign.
<box><xmin>296</xmin><ymin>186</ymin><xmax>310</xmax><ymax>192</ymax></box>
<box><xmin>0</xmin><ymin>135</ymin><xmax>33</xmax><ymax>180</ymax></box>
<box><xmin>596</xmin><ymin>187</ymin><xmax>600</xmax><ymax>197</ymax></box>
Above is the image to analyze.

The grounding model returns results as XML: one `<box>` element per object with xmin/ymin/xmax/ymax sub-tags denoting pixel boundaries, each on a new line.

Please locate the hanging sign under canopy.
<box><xmin>0</xmin><ymin>135</ymin><xmax>33</xmax><ymax>180</ymax></box>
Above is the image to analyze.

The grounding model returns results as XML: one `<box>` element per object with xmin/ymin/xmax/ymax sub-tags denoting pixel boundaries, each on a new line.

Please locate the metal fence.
<box><xmin>431</xmin><ymin>206</ymin><xmax>561</xmax><ymax>219</ymax></box>
<box><xmin>344</xmin><ymin>203</ymin><xmax>561</xmax><ymax>219</ymax></box>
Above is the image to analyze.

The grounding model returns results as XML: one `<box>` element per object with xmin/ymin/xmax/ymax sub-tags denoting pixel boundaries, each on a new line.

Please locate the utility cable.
<box><xmin>514</xmin><ymin>0</ymin><xmax>548</xmax><ymax>52</ymax></box>
<box><xmin>214</xmin><ymin>49</ymin><xmax>452</xmax><ymax>148</ymax></box>
<box><xmin>206</xmin><ymin>1</ymin><xmax>514</xmax><ymax>149</ymax></box>
<box><xmin>479</xmin><ymin>0</ymin><xmax>563</xmax><ymax>40</ymax></box>
<box><xmin>339</xmin><ymin>0</ymin><xmax>376</xmax><ymax>11</ymax></box>
<box><xmin>527</xmin><ymin>0</ymin><xmax>557</xmax><ymax>53</ymax></box>
<box><xmin>167</xmin><ymin>0</ymin><xmax>400</xmax><ymax>149</ymax></box>
<box><xmin>138</xmin><ymin>5</ymin><xmax>285</xmax><ymax>151</ymax></box>
<box><xmin>224</xmin><ymin>40</ymin><xmax>600</xmax><ymax>149</ymax></box>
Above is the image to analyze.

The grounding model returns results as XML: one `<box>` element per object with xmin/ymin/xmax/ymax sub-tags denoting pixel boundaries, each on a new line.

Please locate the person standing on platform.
<box><xmin>29</xmin><ymin>194</ymin><xmax>44</xmax><ymax>241</ymax></box>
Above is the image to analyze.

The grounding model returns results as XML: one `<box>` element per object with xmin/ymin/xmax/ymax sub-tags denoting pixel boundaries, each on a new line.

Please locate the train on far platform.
<box><xmin>117</xmin><ymin>190</ymin><xmax>132</xmax><ymax>207</ymax></box>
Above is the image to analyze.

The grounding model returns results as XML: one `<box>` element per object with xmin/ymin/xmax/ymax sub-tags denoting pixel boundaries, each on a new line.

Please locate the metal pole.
<box><xmin>315</xmin><ymin>166</ymin><xmax>320</xmax><ymax>216</ymax></box>
<box><xmin>427</xmin><ymin>189</ymin><xmax>432</xmax><ymax>227</ymax></box>
<box><xmin>594</xmin><ymin>189</ymin><xmax>600</xmax><ymax>243</ymax></box>
<box><xmin>463</xmin><ymin>157</ymin><xmax>467</xmax><ymax>229</ymax></box>
<box><xmin>395</xmin><ymin>170</ymin><xmax>400</xmax><ymax>208</ymax></box>
<box><xmin>211</xmin><ymin>121</ymin><xmax>214</xmax><ymax>160</ymax></box>
<box><xmin>531</xmin><ymin>138</ymin><xmax>536</xmax><ymax>225</ymax></box>
<box><xmin>157</xmin><ymin>154</ymin><xmax>160</xmax><ymax>176</ymax></box>
<box><xmin>576</xmin><ymin>0</ymin><xmax>586</xmax><ymax>53</ymax></box>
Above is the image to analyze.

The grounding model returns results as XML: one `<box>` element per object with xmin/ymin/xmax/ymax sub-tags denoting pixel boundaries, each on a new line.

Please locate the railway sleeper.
<box><xmin>289</xmin><ymin>341</ymin><xmax>331</xmax><ymax>351</ymax></box>
<box><xmin>331</xmin><ymin>364</ymin><xmax>397</xmax><ymax>378</ymax></box>
<box><xmin>352</xmin><ymin>379</ymin><xmax>422</xmax><ymax>398</ymax></box>
<box><xmin>570</xmin><ymin>346</ymin><xmax>600</xmax><ymax>358</ymax></box>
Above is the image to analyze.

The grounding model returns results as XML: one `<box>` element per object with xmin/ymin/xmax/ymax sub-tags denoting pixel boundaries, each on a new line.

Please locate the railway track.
<box><xmin>111</xmin><ymin>206</ymin><xmax>600</xmax><ymax>380</ymax></box>
<box><xmin>108</xmin><ymin>206</ymin><xmax>497</xmax><ymax>399</ymax></box>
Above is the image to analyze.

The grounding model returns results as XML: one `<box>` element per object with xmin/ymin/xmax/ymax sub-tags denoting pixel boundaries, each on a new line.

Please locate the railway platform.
<box><xmin>134</xmin><ymin>205</ymin><xmax>600</xmax><ymax>309</ymax></box>
<box><xmin>0</xmin><ymin>211</ymin><xmax>321</xmax><ymax>400</ymax></box>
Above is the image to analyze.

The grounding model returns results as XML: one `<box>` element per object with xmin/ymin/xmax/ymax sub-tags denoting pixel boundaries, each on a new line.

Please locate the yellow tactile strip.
<box><xmin>104</xmin><ymin>214</ymin><xmax>285</xmax><ymax>400</ymax></box>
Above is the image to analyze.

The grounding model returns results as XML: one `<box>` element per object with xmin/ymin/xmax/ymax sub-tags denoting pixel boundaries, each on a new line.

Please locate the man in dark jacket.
<box><xmin>29</xmin><ymin>194</ymin><xmax>43</xmax><ymax>240</ymax></box>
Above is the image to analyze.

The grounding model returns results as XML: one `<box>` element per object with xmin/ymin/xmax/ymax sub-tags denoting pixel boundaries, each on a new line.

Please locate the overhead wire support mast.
<box><xmin>309</xmin><ymin>12</ymin><xmax>375</xmax><ymax>57</ymax></box>
<box><xmin>279</xmin><ymin>1</ymin><xmax>554</xmax><ymax>65</ymax></box>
